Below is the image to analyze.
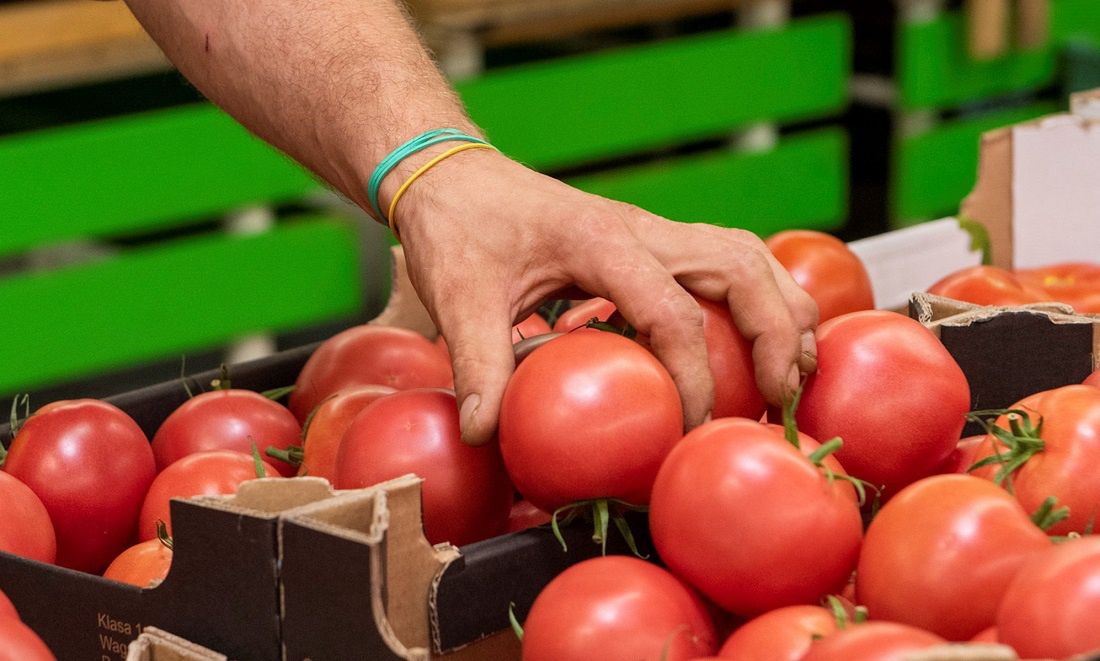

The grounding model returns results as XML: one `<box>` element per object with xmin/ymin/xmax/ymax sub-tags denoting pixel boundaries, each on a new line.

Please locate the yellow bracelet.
<box><xmin>386</xmin><ymin>142</ymin><xmax>498</xmax><ymax>238</ymax></box>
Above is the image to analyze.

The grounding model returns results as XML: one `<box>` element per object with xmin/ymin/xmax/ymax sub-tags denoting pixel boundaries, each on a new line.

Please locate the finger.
<box><xmin>759</xmin><ymin>251</ymin><xmax>819</xmax><ymax>374</ymax></box>
<box><xmin>433</xmin><ymin>296</ymin><xmax>516</xmax><ymax>446</ymax></box>
<box><xmin>572</xmin><ymin>240</ymin><xmax>713</xmax><ymax>429</ymax></box>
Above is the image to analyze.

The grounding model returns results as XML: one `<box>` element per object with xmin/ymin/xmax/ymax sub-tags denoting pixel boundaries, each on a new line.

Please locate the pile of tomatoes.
<box><xmin>929</xmin><ymin>262</ymin><xmax>1100</xmax><ymax>312</ymax></box>
<box><xmin>2</xmin><ymin>231</ymin><xmax>1099</xmax><ymax>661</ymax></box>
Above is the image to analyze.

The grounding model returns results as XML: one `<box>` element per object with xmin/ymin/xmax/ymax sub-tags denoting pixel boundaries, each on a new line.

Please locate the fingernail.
<box><xmin>799</xmin><ymin>331</ymin><xmax>818</xmax><ymax>373</ymax></box>
<box><xmin>459</xmin><ymin>393</ymin><xmax>481</xmax><ymax>440</ymax></box>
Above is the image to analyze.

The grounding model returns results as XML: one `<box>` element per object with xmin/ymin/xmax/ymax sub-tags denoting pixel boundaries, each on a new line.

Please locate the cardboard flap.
<box><xmin>370</xmin><ymin>246</ymin><xmax>438</xmax><ymax>339</ymax></box>
<box><xmin>125</xmin><ymin>627</ymin><xmax>228</xmax><ymax>661</ymax></box>
<box><xmin>279</xmin><ymin>474</ymin><xmax>456</xmax><ymax>659</ymax></box>
<box><xmin>910</xmin><ymin>292</ymin><xmax>1085</xmax><ymax>331</ymax></box>
<box><xmin>186</xmin><ymin>477</ymin><xmax>336</xmax><ymax>518</ymax></box>
<box><xmin>906</xmin><ymin>643</ymin><xmax>1017</xmax><ymax>661</ymax></box>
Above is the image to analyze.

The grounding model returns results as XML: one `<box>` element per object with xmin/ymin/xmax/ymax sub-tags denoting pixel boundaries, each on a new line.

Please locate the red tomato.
<box><xmin>697</xmin><ymin>298</ymin><xmax>765</xmax><ymax>419</ymax></box>
<box><xmin>499</xmin><ymin>331</ymin><xmax>683</xmax><ymax>512</ymax></box>
<box><xmin>1083</xmin><ymin>368</ymin><xmax>1100</xmax><ymax>388</ymax></box>
<box><xmin>970</xmin><ymin>626</ymin><xmax>998</xmax><ymax>643</ymax></box>
<box><xmin>650</xmin><ymin>418</ymin><xmax>862</xmax><ymax>616</ymax></box>
<box><xmin>935</xmin><ymin>435</ymin><xmax>985</xmax><ymax>474</ymax></box>
<box><xmin>0</xmin><ymin>617</ymin><xmax>55</xmax><ymax>661</ymax></box>
<box><xmin>296</xmin><ymin>385</ymin><xmax>396</xmax><ymax>482</ymax></box>
<box><xmin>522</xmin><ymin>556</ymin><xmax>716</xmax><ymax>661</ymax></box>
<box><xmin>289</xmin><ymin>325</ymin><xmax>452</xmax><ymax>422</ymax></box>
<box><xmin>0</xmin><ymin>471</ymin><xmax>56</xmax><ymax>564</ymax></box>
<box><xmin>152</xmin><ymin>389</ymin><xmax>301</xmax><ymax>476</ymax></box>
<box><xmin>970</xmin><ymin>384</ymin><xmax>1100</xmax><ymax>535</ymax></box>
<box><xmin>856</xmin><ymin>475</ymin><xmax>1050</xmax><ymax>640</ymax></box>
<box><xmin>795</xmin><ymin>311</ymin><xmax>970</xmax><ymax>496</ymax></box>
<box><xmin>2</xmin><ymin>400</ymin><xmax>155</xmax><ymax>573</ymax></box>
<box><xmin>928</xmin><ymin>265</ymin><xmax>1051</xmax><ymax>307</ymax></box>
<box><xmin>766</xmin><ymin>230</ymin><xmax>875</xmax><ymax>322</ymax></box>
<box><xmin>335</xmin><ymin>389</ymin><xmax>512</xmax><ymax>546</ymax></box>
<box><xmin>102</xmin><ymin>537</ymin><xmax>172</xmax><ymax>588</ymax></box>
<box><xmin>138</xmin><ymin>450</ymin><xmax>278</xmax><ymax>540</ymax></box>
<box><xmin>800</xmin><ymin>622</ymin><xmax>945</xmax><ymax>661</ymax></box>
<box><xmin>717</xmin><ymin>605</ymin><xmax>839</xmax><ymax>660</ymax></box>
<box><xmin>512</xmin><ymin>314</ymin><xmax>552</xmax><ymax>343</ymax></box>
<box><xmin>551</xmin><ymin>298</ymin><xmax>617</xmax><ymax>333</ymax></box>
<box><xmin>998</xmin><ymin>536</ymin><xmax>1100</xmax><ymax>659</ymax></box>
<box><xmin>506</xmin><ymin>500</ymin><xmax>551</xmax><ymax>533</ymax></box>
<box><xmin>0</xmin><ymin>589</ymin><xmax>17</xmax><ymax>620</ymax></box>
<box><xmin>1016</xmin><ymin>262</ymin><xmax>1100</xmax><ymax>313</ymax></box>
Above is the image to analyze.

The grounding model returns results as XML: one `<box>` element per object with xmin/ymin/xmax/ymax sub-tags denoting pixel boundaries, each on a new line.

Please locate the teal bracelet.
<box><xmin>367</xmin><ymin>128</ymin><xmax>489</xmax><ymax>221</ymax></box>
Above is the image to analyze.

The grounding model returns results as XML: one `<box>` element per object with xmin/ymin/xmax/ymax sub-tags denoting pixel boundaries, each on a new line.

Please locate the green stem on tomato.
<box><xmin>250</xmin><ymin>439</ymin><xmax>267</xmax><ymax>478</ymax></box>
<box><xmin>584</xmin><ymin>319</ymin><xmax>637</xmax><ymax>339</ymax></box>
<box><xmin>211</xmin><ymin>364</ymin><xmax>232</xmax><ymax>391</ymax></box>
<box><xmin>965</xmin><ymin>408</ymin><xmax>1046</xmax><ymax>493</ymax></box>
<box><xmin>261</xmin><ymin>385</ymin><xmax>296</xmax><ymax>402</ymax></box>
<box><xmin>781</xmin><ymin>383</ymin><xmax>805</xmax><ymax>450</ymax></box>
<box><xmin>266</xmin><ymin>445</ymin><xmax>303</xmax><ymax>467</ymax></box>
<box><xmin>155</xmin><ymin>520</ymin><xmax>174</xmax><ymax>551</ymax></box>
<box><xmin>507</xmin><ymin>602</ymin><xmax>524</xmax><ymax>641</ymax></box>
<box><xmin>1031</xmin><ymin>495</ymin><xmax>1071</xmax><ymax>532</ymax></box>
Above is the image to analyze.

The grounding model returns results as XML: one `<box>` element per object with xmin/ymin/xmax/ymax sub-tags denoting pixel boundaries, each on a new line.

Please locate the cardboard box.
<box><xmin>910</xmin><ymin>292</ymin><xmax>1100</xmax><ymax>434</ymax></box>
<box><xmin>125</xmin><ymin>627</ymin><xmax>228</xmax><ymax>661</ymax></box>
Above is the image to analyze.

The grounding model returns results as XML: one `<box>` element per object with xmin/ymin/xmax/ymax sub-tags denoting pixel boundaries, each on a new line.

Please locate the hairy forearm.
<box><xmin>123</xmin><ymin>0</ymin><xmax>480</xmax><ymax>213</ymax></box>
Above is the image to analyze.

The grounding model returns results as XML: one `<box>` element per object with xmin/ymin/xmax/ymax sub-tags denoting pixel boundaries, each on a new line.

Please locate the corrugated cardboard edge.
<box><xmin>280</xmin><ymin>474</ymin><xmax>458</xmax><ymax>660</ymax></box>
<box><xmin>124</xmin><ymin>627</ymin><xmax>229</xmax><ymax>661</ymax></box>
<box><xmin>904</xmin><ymin>643</ymin><xmax>1017</xmax><ymax>661</ymax></box>
<box><xmin>911</xmin><ymin>292</ymin><xmax>1096</xmax><ymax>337</ymax></box>
<box><xmin>370</xmin><ymin>245</ymin><xmax>438</xmax><ymax>339</ymax></box>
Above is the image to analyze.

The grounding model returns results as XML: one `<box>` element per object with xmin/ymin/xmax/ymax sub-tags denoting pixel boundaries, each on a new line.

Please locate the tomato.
<box><xmin>102</xmin><ymin>537</ymin><xmax>172</xmax><ymax>588</ymax></box>
<box><xmin>152</xmin><ymin>389</ymin><xmax>301</xmax><ymax>477</ymax></box>
<box><xmin>0</xmin><ymin>471</ymin><xmax>56</xmax><ymax>564</ymax></box>
<box><xmin>934</xmin><ymin>435</ymin><xmax>985</xmax><ymax>474</ymax></box>
<box><xmin>970</xmin><ymin>384</ymin><xmax>1100</xmax><ymax>535</ymax></box>
<box><xmin>335</xmin><ymin>389</ymin><xmax>512</xmax><ymax>546</ymax></box>
<box><xmin>650</xmin><ymin>418</ymin><xmax>862</xmax><ymax>616</ymax></box>
<box><xmin>0</xmin><ymin>590</ymin><xmax>17</xmax><ymax>620</ymax></box>
<box><xmin>551</xmin><ymin>298</ymin><xmax>617</xmax><ymax>333</ymax></box>
<box><xmin>1083</xmin><ymin>368</ymin><xmax>1100</xmax><ymax>388</ymax></box>
<box><xmin>697</xmin><ymin>298</ymin><xmax>765</xmax><ymax>419</ymax></box>
<box><xmin>506</xmin><ymin>500</ymin><xmax>551</xmax><ymax>533</ymax></box>
<box><xmin>716</xmin><ymin>605</ymin><xmax>839</xmax><ymax>660</ymax></box>
<box><xmin>927</xmin><ymin>265</ymin><xmax>1052</xmax><ymax>307</ymax></box>
<box><xmin>0</xmin><ymin>617</ymin><xmax>55</xmax><ymax>661</ymax></box>
<box><xmin>998</xmin><ymin>536</ymin><xmax>1100</xmax><ymax>658</ymax></box>
<box><xmin>766</xmin><ymin>230</ymin><xmax>874</xmax><ymax>322</ymax></box>
<box><xmin>970</xmin><ymin>626</ymin><xmax>998</xmax><ymax>643</ymax></box>
<box><xmin>795</xmin><ymin>311</ymin><xmax>970</xmax><ymax>496</ymax></box>
<box><xmin>856</xmin><ymin>474</ymin><xmax>1049</xmax><ymax>640</ymax></box>
<box><xmin>138</xmin><ymin>450</ymin><xmax>277</xmax><ymax>539</ymax></box>
<box><xmin>436</xmin><ymin>313</ymin><xmax>553</xmax><ymax>362</ymax></box>
<box><xmin>295</xmin><ymin>385</ymin><xmax>396</xmax><ymax>482</ymax></box>
<box><xmin>289</xmin><ymin>325</ymin><xmax>452</xmax><ymax>422</ymax></box>
<box><xmin>2</xmin><ymin>400</ymin><xmax>155</xmax><ymax>573</ymax></box>
<box><xmin>522</xmin><ymin>556</ymin><xmax>716</xmax><ymax>661</ymax></box>
<box><xmin>800</xmin><ymin>622</ymin><xmax>945</xmax><ymax>661</ymax></box>
<box><xmin>499</xmin><ymin>331</ymin><xmax>683</xmax><ymax>512</ymax></box>
<box><xmin>1016</xmin><ymin>262</ymin><xmax>1100</xmax><ymax>313</ymax></box>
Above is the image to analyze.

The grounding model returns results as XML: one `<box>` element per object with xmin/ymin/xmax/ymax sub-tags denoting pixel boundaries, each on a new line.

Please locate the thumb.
<box><xmin>437</xmin><ymin>307</ymin><xmax>516</xmax><ymax>446</ymax></box>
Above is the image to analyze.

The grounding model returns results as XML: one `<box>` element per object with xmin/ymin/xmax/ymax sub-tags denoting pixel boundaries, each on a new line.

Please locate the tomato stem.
<box><xmin>543</xmin><ymin>300</ymin><xmax>568</xmax><ymax>328</ymax></box>
<box><xmin>250</xmin><ymin>440</ymin><xmax>267</xmax><ymax>478</ymax></box>
<box><xmin>549</xmin><ymin>498</ymin><xmax>648</xmax><ymax>556</ymax></box>
<box><xmin>957</xmin><ymin>216</ymin><xmax>993</xmax><ymax>266</ymax></box>
<box><xmin>781</xmin><ymin>383</ymin><xmax>806</xmax><ymax>450</ymax></box>
<box><xmin>261</xmin><ymin>385</ymin><xmax>296</xmax><ymax>402</ymax></box>
<box><xmin>179</xmin><ymin>356</ymin><xmax>195</xmax><ymax>399</ymax></box>
<box><xmin>265</xmin><ymin>445</ymin><xmax>303</xmax><ymax>467</ymax></box>
<box><xmin>507</xmin><ymin>602</ymin><xmax>524</xmax><ymax>641</ymax></box>
<box><xmin>965</xmin><ymin>408</ymin><xmax>1045</xmax><ymax>492</ymax></box>
<box><xmin>808</xmin><ymin>437</ymin><xmax>843</xmax><ymax>465</ymax></box>
<box><xmin>211</xmin><ymin>364</ymin><xmax>232</xmax><ymax>391</ymax></box>
<box><xmin>155</xmin><ymin>520</ymin><xmax>174</xmax><ymax>551</ymax></box>
<box><xmin>1031</xmin><ymin>496</ymin><xmax>1071</xmax><ymax>532</ymax></box>
<box><xmin>584</xmin><ymin>319</ymin><xmax>637</xmax><ymax>339</ymax></box>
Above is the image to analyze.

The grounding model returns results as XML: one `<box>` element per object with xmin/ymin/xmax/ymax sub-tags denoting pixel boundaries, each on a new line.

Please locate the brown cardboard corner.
<box><xmin>125</xmin><ymin>627</ymin><xmax>229</xmax><ymax>661</ymax></box>
<box><xmin>959</xmin><ymin>127</ymin><xmax>1013</xmax><ymax>270</ymax></box>
<box><xmin>182</xmin><ymin>476</ymin><xmax>337</xmax><ymax>522</ymax></box>
<box><xmin>369</xmin><ymin>245</ymin><xmax>439</xmax><ymax>339</ymax></box>
<box><xmin>280</xmin><ymin>474</ymin><xmax>456</xmax><ymax>659</ymax></box>
<box><xmin>904</xmin><ymin>642</ymin><xmax>1018</xmax><ymax>661</ymax></box>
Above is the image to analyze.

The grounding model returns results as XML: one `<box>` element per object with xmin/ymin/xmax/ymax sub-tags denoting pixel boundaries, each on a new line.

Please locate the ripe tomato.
<box><xmin>800</xmin><ymin>622</ymin><xmax>945</xmax><ymax>661</ymax></box>
<box><xmin>650</xmin><ymin>418</ymin><xmax>862</xmax><ymax>616</ymax></box>
<box><xmin>0</xmin><ymin>589</ymin><xmax>17</xmax><ymax>620</ymax></box>
<box><xmin>551</xmin><ymin>298</ymin><xmax>617</xmax><ymax>333</ymax></box>
<box><xmin>0</xmin><ymin>616</ymin><xmax>55</xmax><ymax>661</ymax></box>
<box><xmin>997</xmin><ymin>536</ymin><xmax>1100</xmax><ymax>659</ymax></box>
<box><xmin>1016</xmin><ymin>262</ymin><xmax>1100</xmax><ymax>313</ymax></box>
<box><xmin>506</xmin><ymin>500</ymin><xmax>551</xmax><ymax>533</ymax></box>
<box><xmin>934</xmin><ymin>435</ymin><xmax>985</xmax><ymax>474</ymax></box>
<box><xmin>795</xmin><ymin>311</ymin><xmax>970</xmax><ymax>496</ymax></box>
<box><xmin>499</xmin><ymin>331</ymin><xmax>683</xmax><ymax>512</ymax></box>
<box><xmin>152</xmin><ymin>389</ymin><xmax>301</xmax><ymax>476</ymax></box>
<box><xmin>1083</xmin><ymin>368</ymin><xmax>1100</xmax><ymax>388</ymax></box>
<box><xmin>970</xmin><ymin>384</ymin><xmax>1100</xmax><ymax>535</ymax></box>
<box><xmin>289</xmin><ymin>325</ymin><xmax>452</xmax><ymax>422</ymax></box>
<box><xmin>696</xmin><ymin>298</ymin><xmax>764</xmax><ymax>419</ymax></box>
<box><xmin>138</xmin><ymin>450</ymin><xmax>278</xmax><ymax>539</ymax></box>
<box><xmin>856</xmin><ymin>475</ymin><xmax>1050</xmax><ymax>640</ymax></box>
<box><xmin>766</xmin><ymin>230</ymin><xmax>874</xmax><ymax>322</ymax></box>
<box><xmin>295</xmin><ymin>385</ymin><xmax>396</xmax><ymax>482</ymax></box>
<box><xmin>927</xmin><ymin>265</ymin><xmax>1052</xmax><ymax>307</ymax></box>
<box><xmin>717</xmin><ymin>605</ymin><xmax>839</xmax><ymax>660</ymax></box>
<box><xmin>0</xmin><ymin>471</ymin><xmax>56</xmax><ymax>564</ymax></box>
<box><xmin>522</xmin><ymin>556</ymin><xmax>716</xmax><ymax>661</ymax></box>
<box><xmin>970</xmin><ymin>626</ymin><xmax>998</xmax><ymax>643</ymax></box>
<box><xmin>335</xmin><ymin>389</ymin><xmax>512</xmax><ymax>546</ymax></box>
<box><xmin>102</xmin><ymin>537</ymin><xmax>172</xmax><ymax>588</ymax></box>
<box><xmin>2</xmin><ymin>400</ymin><xmax>155</xmax><ymax>573</ymax></box>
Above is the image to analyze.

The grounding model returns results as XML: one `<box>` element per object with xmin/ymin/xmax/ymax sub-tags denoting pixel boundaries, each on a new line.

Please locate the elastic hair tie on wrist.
<box><xmin>367</xmin><ymin>128</ymin><xmax>488</xmax><ymax>222</ymax></box>
<box><xmin>387</xmin><ymin>142</ymin><xmax>498</xmax><ymax>240</ymax></box>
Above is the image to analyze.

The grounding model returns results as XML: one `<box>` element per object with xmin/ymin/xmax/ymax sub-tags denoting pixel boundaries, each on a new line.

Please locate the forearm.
<box><xmin>122</xmin><ymin>0</ymin><xmax>480</xmax><ymax>214</ymax></box>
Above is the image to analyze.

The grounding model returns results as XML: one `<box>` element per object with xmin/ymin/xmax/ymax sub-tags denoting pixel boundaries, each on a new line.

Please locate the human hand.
<box><xmin>387</xmin><ymin>148</ymin><xmax>819</xmax><ymax>446</ymax></box>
